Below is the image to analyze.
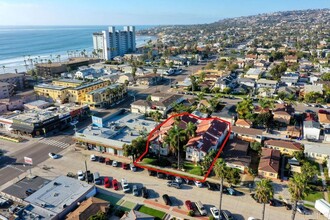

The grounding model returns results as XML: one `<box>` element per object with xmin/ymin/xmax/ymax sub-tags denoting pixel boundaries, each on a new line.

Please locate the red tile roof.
<box><xmin>258</xmin><ymin>148</ymin><xmax>280</xmax><ymax>173</ymax></box>
<box><xmin>264</xmin><ymin>139</ymin><xmax>303</xmax><ymax>151</ymax></box>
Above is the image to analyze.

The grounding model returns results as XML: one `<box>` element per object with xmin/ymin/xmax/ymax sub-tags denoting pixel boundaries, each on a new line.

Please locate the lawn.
<box><xmin>142</xmin><ymin>158</ymin><xmax>157</xmax><ymax>164</ymax></box>
<box><xmin>95</xmin><ymin>193</ymin><xmax>121</xmax><ymax>205</ymax></box>
<box><xmin>304</xmin><ymin>191</ymin><xmax>324</xmax><ymax>202</ymax></box>
<box><xmin>138</xmin><ymin>205</ymin><xmax>166</xmax><ymax>220</ymax></box>
<box><xmin>183</xmin><ymin>162</ymin><xmax>203</xmax><ymax>176</ymax></box>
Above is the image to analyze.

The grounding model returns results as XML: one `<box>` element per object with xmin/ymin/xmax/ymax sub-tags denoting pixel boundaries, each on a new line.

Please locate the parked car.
<box><xmin>105</xmin><ymin>158</ymin><xmax>111</xmax><ymax>165</ymax></box>
<box><xmin>210</xmin><ymin>206</ymin><xmax>221</xmax><ymax>219</ymax></box>
<box><xmin>122</xmin><ymin>163</ymin><xmax>129</xmax><ymax>170</ymax></box>
<box><xmin>98</xmin><ymin>156</ymin><xmax>105</xmax><ymax>163</ymax></box>
<box><xmin>175</xmin><ymin>177</ymin><xmax>183</xmax><ymax>184</ymax></box>
<box><xmin>148</xmin><ymin>170</ymin><xmax>157</xmax><ymax>176</ymax></box>
<box><xmin>185</xmin><ymin>200</ymin><xmax>194</xmax><ymax>211</ymax></box>
<box><xmin>132</xmin><ymin>185</ymin><xmax>139</xmax><ymax>196</ymax></box>
<box><xmin>184</xmin><ymin>178</ymin><xmax>193</xmax><ymax>185</ymax></box>
<box><xmin>162</xmin><ymin>194</ymin><xmax>171</xmax><ymax>205</ymax></box>
<box><xmin>167</xmin><ymin>181</ymin><xmax>181</xmax><ymax>189</ymax></box>
<box><xmin>77</xmin><ymin>170</ymin><xmax>85</xmax><ymax>181</ymax></box>
<box><xmin>157</xmin><ymin>172</ymin><xmax>165</xmax><ymax>179</ymax></box>
<box><xmin>226</xmin><ymin>187</ymin><xmax>236</xmax><ymax>195</ymax></box>
<box><xmin>25</xmin><ymin>189</ymin><xmax>36</xmax><ymax>196</ymax></box>
<box><xmin>90</xmin><ymin>154</ymin><xmax>97</xmax><ymax>161</ymax></box>
<box><xmin>121</xmin><ymin>178</ymin><xmax>130</xmax><ymax>193</ymax></box>
<box><xmin>206</xmin><ymin>181</ymin><xmax>217</xmax><ymax>191</ymax></box>
<box><xmin>48</xmin><ymin>152</ymin><xmax>59</xmax><ymax>159</ymax></box>
<box><xmin>112</xmin><ymin>179</ymin><xmax>119</xmax><ymax>190</ymax></box>
<box><xmin>297</xmin><ymin>205</ymin><xmax>311</xmax><ymax>215</ymax></box>
<box><xmin>195</xmin><ymin>201</ymin><xmax>207</xmax><ymax>216</ymax></box>
<box><xmin>222</xmin><ymin>210</ymin><xmax>234</xmax><ymax>220</ymax></box>
<box><xmin>142</xmin><ymin>187</ymin><xmax>148</xmax><ymax>198</ymax></box>
<box><xmin>112</xmin><ymin>160</ymin><xmax>118</xmax><ymax>167</ymax></box>
<box><xmin>130</xmin><ymin>163</ymin><xmax>136</xmax><ymax>171</ymax></box>
<box><xmin>166</xmin><ymin>174</ymin><xmax>175</xmax><ymax>180</ymax></box>
<box><xmin>269</xmin><ymin>199</ymin><xmax>283</xmax><ymax>207</ymax></box>
<box><xmin>86</xmin><ymin>170</ymin><xmax>93</xmax><ymax>183</ymax></box>
<box><xmin>104</xmin><ymin>177</ymin><xmax>110</xmax><ymax>188</ymax></box>
<box><xmin>93</xmin><ymin>172</ymin><xmax>102</xmax><ymax>185</ymax></box>
<box><xmin>194</xmin><ymin>181</ymin><xmax>203</xmax><ymax>188</ymax></box>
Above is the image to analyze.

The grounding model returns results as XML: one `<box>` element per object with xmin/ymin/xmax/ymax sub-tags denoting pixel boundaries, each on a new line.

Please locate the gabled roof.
<box><xmin>231</xmin><ymin>126</ymin><xmax>263</xmax><ymax>136</ymax></box>
<box><xmin>235</xmin><ymin>119</ymin><xmax>252</xmax><ymax>127</ymax></box>
<box><xmin>264</xmin><ymin>139</ymin><xmax>303</xmax><ymax>151</ymax></box>
<box><xmin>318</xmin><ymin>112</ymin><xmax>330</xmax><ymax>124</ymax></box>
<box><xmin>66</xmin><ymin>197</ymin><xmax>109</xmax><ymax>220</ymax></box>
<box><xmin>222</xmin><ymin>138</ymin><xmax>251</xmax><ymax>167</ymax></box>
<box><xmin>258</xmin><ymin>148</ymin><xmax>280</xmax><ymax>173</ymax></box>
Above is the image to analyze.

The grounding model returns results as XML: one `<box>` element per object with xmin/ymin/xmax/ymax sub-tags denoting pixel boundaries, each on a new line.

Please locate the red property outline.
<box><xmin>134</xmin><ymin>112</ymin><xmax>231</xmax><ymax>182</ymax></box>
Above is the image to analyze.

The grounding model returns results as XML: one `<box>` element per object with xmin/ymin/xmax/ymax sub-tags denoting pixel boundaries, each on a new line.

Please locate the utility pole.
<box><xmin>85</xmin><ymin>160</ymin><xmax>89</xmax><ymax>183</ymax></box>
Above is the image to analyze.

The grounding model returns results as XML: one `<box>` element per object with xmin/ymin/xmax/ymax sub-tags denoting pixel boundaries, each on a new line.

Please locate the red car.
<box><xmin>104</xmin><ymin>177</ymin><xmax>110</xmax><ymax>188</ymax></box>
<box><xmin>122</xmin><ymin>163</ymin><xmax>129</xmax><ymax>170</ymax></box>
<box><xmin>112</xmin><ymin>179</ymin><xmax>119</xmax><ymax>190</ymax></box>
<box><xmin>185</xmin><ymin>200</ymin><xmax>194</xmax><ymax>211</ymax></box>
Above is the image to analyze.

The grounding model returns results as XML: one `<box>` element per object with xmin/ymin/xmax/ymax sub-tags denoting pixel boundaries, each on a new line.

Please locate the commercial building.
<box><xmin>74</xmin><ymin>109</ymin><xmax>157</xmax><ymax>156</ymax></box>
<box><xmin>93</xmin><ymin>26</ymin><xmax>136</xmax><ymax>60</ymax></box>
<box><xmin>0</xmin><ymin>73</ymin><xmax>25</xmax><ymax>90</ymax></box>
<box><xmin>0</xmin><ymin>82</ymin><xmax>13</xmax><ymax>99</ymax></box>
<box><xmin>67</xmin><ymin>81</ymin><xmax>110</xmax><ymax>103</ymax></box>
<box><xmin>10</xmin><ymin>103</ymin><xmax>89</xmax><ymax>137</ymax></box>
<box><xmin>35</xmin><ymin>58</ymin><xmax>100</xmax><ymax>77</ymax></box>
<box><xmin>22</xmin><ymin>176</ymin><xmax>96</xmax><ymax>220</ymax></box>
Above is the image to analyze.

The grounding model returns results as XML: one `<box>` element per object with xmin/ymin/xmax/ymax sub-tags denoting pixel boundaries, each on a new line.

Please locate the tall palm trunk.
<box><xmin>262</xmin><ymin>203</ymin><xmax>266</xmax><ymax>220</ymax></box>
<box><xmin>177</xmin><ymin>135</ymin><xmax>180</xmax><ymax>169</ymax></box>
<box><xmin>219</xmin><ymin>177</ymin><xmax>224</xmax><ymax>212</ymax></box>
<box><xmin>291</xmin><ymin>201</ymin><xmax>297</xmax><ymax>220</ymax></box>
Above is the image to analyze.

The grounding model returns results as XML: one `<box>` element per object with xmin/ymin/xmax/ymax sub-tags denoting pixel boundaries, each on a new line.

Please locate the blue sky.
<box><xmin>0</xmin><ymin>0</ymin><xmax>329</xmax><ymax>25</ymax></box>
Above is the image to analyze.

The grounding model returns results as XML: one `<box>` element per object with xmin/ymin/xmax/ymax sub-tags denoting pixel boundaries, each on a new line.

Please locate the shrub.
<box><xmin>187</xmin><ymin>210</ymin><xmax>195</xmax><ymax>217</ymax></box>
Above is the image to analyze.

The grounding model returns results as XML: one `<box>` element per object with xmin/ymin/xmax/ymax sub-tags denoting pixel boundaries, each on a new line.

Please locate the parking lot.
<box><xmin>10</xmin><ymin>147</ymin><xmax>322</xmax><ymax>220</ymax></box>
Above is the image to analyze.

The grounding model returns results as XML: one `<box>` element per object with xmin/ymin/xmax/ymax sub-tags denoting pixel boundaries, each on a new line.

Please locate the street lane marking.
<box><xmin>6</xmin><ymin>165</ymin><xmax>25</xmax><ymax>172</ymax></box>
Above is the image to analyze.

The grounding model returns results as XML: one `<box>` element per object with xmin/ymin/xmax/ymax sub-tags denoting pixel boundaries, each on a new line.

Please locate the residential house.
<box><xmin>256</xmin><ymin>79</ymin><xmax>278</xmax><ymax>89</ymax></box>
<box><xmin>324</xmin><ymin>128</ymin><xmax>330</xmax><ymax>143</ymax></box>
<box><xmin>303</xmin><ymin>85</ymin><xmax>323</xmax><ymax>96</ymax></box>
<box><xmin>130</xmin><ymin>94</ymin><xmax>184</xmax><ymax>117</ymax></box>
<box><xmin>185</xmin><ymin>118</ymin><xmax>229</xmax><ymax>162</ymax></box>
<box><xmin>238</xmin><ymin>78</ymin><xmax>256</xmax><ymax>88</ymax></box>
<box><xmin>286</xmin><ymin>126</ymin><xmax>301</xmax><ymax>139</ymax></box>
<box><xmin>74</xmin><ymin>67</ymin><xmax>97</xmax><ymax>79</ymax></box>
<box><xmin>214</xmin><ymin>76</ymin><xmax>237</xmax><ymax>92</ymax></box>
<box><xmin>135</xmin><ymin>74</ymin><xmax>162</xmax><ymax>86</ymax></box>
<box><xmin>235</xmin><ymin>119</ymin><xmax>252</xmax><ymax>128</ymax></box>
<box><xmin>66</xmin><ymin>197</ymin><xmax>110</xmax><ymax>220</ymax></box>
<box><xmin>284</xmin><ymin>55</ymin><xmax>298</xmax><ymax>63</ymax></box>
<box><xmin>245</xmin><ymin>54</ymin><xmax>258</xmax><ymax>61</ymax></box>
<box><xmin>264</xmin><ymin>139</ymin><xmax>303</xmax><ymax>155</ymax></box>
<box><xmin>258</xmin><ymin>148</ymin><xmax>280</xmax><ymax>179</ymax></box>
<box><xmin>303</xmin><ymin>120</ymin><xmax>321</xmax><ymax>141</ymax></box>
<box><xmin>305</xmin><ymin>144</ymin><xmax>330</xmax><ymax>162</ymax></box>
<box><xmin>231</xmin><ymin>126</ymin><xmax>263</xmax><ymax>142</ymax></box>
<box><xmin>245</xmin><ymin>68</ymin><xmax>264</xmax><ymax>79</ymax></box>
<box><xmin>121</xmin><ymin>210</ymin><xmax>154</xmax><ymax>220</ymax></box>
<box><xmin>280</xmin><ymin>72</ymin><xmax>299</xmax><ymax>86</ymax></box>
<box><xmin>318</xmin><ymin>111</ymin><xmax>330</xmax><ymax>127</ymax></box>
<box><xmin>117</xmin><ymin>74</ymin><xmax>133</xmax><ymax>85</ymax></box>
<box><xmin>222</xmin><ymin>138</ymin><xmax>251</xmax><ymax>173</ymax></box>
<box><xmin>273</xmin><ymin>111</ymin><xmax>291</xmax><ymax>125</ymax></box>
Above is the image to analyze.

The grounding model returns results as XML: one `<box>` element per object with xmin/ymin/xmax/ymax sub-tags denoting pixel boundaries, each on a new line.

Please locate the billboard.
<box><xmin>24</xmin><ymin>157</ymin><xmax>33</xmax><ymax>165</ymax></box>
<box><xmin>92</xmin><ymin>116</ymin><xmax>103</xmax><ymax>128</ymax></box>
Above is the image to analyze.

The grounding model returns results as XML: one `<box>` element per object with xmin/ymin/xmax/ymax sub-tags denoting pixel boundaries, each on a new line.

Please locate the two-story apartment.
<box><xmin>258</xmin><ymin>148</ymin><xmax>280</xmax><ymax>179</ymax></box>
<box><xmin>264</xmin><ymin>139</ymin><xmax>303</xmax><ymax>155</ymax></box>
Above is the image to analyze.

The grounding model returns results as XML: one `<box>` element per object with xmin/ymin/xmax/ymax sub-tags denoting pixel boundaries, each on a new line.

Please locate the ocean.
<box><xmin>0</xmin><ymin>25</ymin><xmax>156</xmax><ymax>73</ymax></box>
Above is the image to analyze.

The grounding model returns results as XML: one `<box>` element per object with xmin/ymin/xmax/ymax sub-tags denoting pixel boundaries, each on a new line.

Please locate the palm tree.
<box><xmin>255</xmin><ymin>179</ymin><xmax>274</xmax><ymax>220</ymax></box>
<box><xmin>185</xmin><ymin>122</ymin><xmax>196</xmax><ymax>138</ymax></box>
<box><xmin>167</xmin><ymin>125</ymin><xmax>186</xmax><ymax>169</ymax></box>
<box><xmin>214</xmin><ymin>158</ymin><xmax>227</xmax><ymax>213</ymax></box>
<box><xmin>289</xmin><ymin>173</ymin><xmax>309</xmax><ymax>220</ymax></box>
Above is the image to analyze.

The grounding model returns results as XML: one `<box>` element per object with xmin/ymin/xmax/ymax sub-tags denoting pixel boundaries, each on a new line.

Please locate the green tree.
<box><xmin>165</xmin><ymin>125</ymin><xmax>186</xmax><ymax>169</ymax></box>
<box><xmin>150</xmin><ymin>111</ymin><xmax>162</xmax><ymax>122</ymax></box>
<box><xmin>132</xmin><ymin>66</ymin><xmax>137</xmax><ymax>81</ymax></box>
<box><xmin>236</xmin><ymin>98</ymin><xmax>254</xmax><ymax>119</ymax></box>
<box><xmin>321</xmin><ymin>72</ymin><xmax>330</xmax><ymax>81</ymax></box>
<box><xmin>289</xmin><ymin>173</ymin><xmax>309</xmax><ymax>220</ymax></box>
<box><xmin>304</xmin><ymin>92</ymin><xmax>323</xmax><ymax>103</ymax></box>
<box><xmin>301</xmin><ymin>162</ymin><xmax>318</xmax><ymax>181</ymax></box>
<box><xmin>253</xmin><ymin>112</ymin><xmax>273</xmax><ymax>128</ymax></box>
<box><xmin>88</xmin><ymin>211</ymin><xmax>106</xmax><ymax>220</ymax></box>
<box><xmin>214</xmin><ymin>158</ymin><xmax>227</xmax><ymax>212</ymax></box>
<box><xmin>250</xmin><ymin>142</ymin><xmax>262</xmax><ymax>153</ymax></box>
<box><xmin>226</xmin><ymin>168</ymin><xmax>240</xmax><ymax>186</ymax></box>
<box><xmin>255</xmin><ymin>179</ymin><xmax>274</xmax><ymax>220</ymax></box>
<box><xmin>185</xmin><ymin>121</ymin><xmax>197</xmax><ymax>138</ymax></box>
<box><xmin>223</xmin><ymin>87</ymin><xmax>231</xmax><ymax>94</ymax></box>
<box><xmin>205</xmin><ymin>62</ymin><xmax>215</xmax><ymax>70</ymax></box>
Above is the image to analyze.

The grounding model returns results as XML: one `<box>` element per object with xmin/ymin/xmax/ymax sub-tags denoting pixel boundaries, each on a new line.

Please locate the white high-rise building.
<box><xmin>92</xmin><ymin>26</ymin><xmax>136</xmax><ymax>60</ymax></box>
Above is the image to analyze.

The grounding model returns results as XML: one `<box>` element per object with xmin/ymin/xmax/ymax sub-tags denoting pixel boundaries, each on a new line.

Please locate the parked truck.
<box><xmin>315</xmin><ymin>199</ymin><xmax>330</xmax><ymax>219</ymax></box>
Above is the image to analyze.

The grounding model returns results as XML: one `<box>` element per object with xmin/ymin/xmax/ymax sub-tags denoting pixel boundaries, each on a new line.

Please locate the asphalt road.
<box><xmin>0</xmin><ymin>135</ymin><xmax>74</xmax><ymax>186</ymax></box>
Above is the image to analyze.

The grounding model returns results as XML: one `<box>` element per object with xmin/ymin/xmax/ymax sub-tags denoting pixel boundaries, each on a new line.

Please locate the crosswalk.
<box><xmin>39</xmin><ymin>138</ymin><xmax>71</xmax><ymax>149</ymax></box>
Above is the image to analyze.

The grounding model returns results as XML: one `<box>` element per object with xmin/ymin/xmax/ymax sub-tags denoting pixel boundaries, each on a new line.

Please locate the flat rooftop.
<box><xmin>53</xmin><ymin>79</ymin><xmax>84</xmax><ymax>84</ymax></box>
<box><xmin>2</xmin><ymin>176</ymin><xmax>50</xmax><ymax>200</ymax></box>
<box><xmin>88</xmin><ymin>83</ymin><xmax>121</xmax><ymax>95</ymax></box>
<box><xmin>34</xmin><ymin>83</ymin><xmax>67</xmax><ymax>90</ymax></box>
<box><xmin>24</xmin><ymin>100</ymin><xmax>50</xmax><ymax>107</ymax></box>
<box><xmin>0</xmin><ymin>73</ymin><xmax>24</xmax><ymax>80</ymax></box>
<box><xmin>25</xmin><ymin>176</ymin><xmax>94</xmax><ymax>215</ymax></box>
<box><xmin>77</xmin><ymin>111</ymin><xmax>157</xmax><ymax>148</ymax></box>
<box><xmin>71</xmin><ymin>80</ymin><xmax>104</xmax><ymax>91</ymax></box>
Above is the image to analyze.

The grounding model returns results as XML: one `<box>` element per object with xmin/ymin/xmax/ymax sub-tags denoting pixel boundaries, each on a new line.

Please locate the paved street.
<box><xmin>6</xmin><ymin>148</ymin><xmax>321</xmax><ymax>220</ymax></box>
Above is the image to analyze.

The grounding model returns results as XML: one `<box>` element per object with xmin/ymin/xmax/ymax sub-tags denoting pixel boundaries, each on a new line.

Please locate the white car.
<box><xmin>48</xmin><ymin>152</ymin><xmax>59</xmax><ymax>159</ymax></box>
<box><xmin>77</xmin><ymin>170</ymin><xmax>85</xmax><ymax>180</ymax></box>
<box><xmin>195</xmin><ymin>180</ymin><xmax>203</xmax><ymax>188</ymax></box>
<box><xmin>121</xmin><ymin>178</ymin><xmax>130</xmax><ymax>193</ymax></box>
<box><xmin>90</xmin><ymin>154</ymin><xmax>96</xmax><ymax>161</ymax></box>
<box><xmin>130</xmin><ymin>163</ymin><xmax>136</xmax><ymax>171</ymax></box>
<box><xmin>210</xmin><ymin>207</ymin><xmax>220</xmax><ymax>219</ymax></box>
<box><xmin>112</xmin><ymin>160</ymin><xmax>118</xmax><ymax>167</ymax></box>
